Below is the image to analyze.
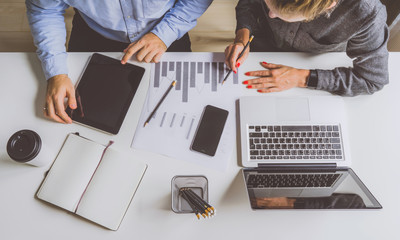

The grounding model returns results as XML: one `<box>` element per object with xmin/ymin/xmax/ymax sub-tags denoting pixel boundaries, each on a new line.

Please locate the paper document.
<box><xmin>131</xmin><ymin>53</ymin><xmax>241</xmax><ymax>171</ymax></box>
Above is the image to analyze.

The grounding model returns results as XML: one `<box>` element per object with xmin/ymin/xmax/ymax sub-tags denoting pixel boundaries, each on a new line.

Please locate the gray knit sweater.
<box><xmin>236</xmin><ymin>0</ymin><xmax>389</xmax><ymax>96</ymax></box>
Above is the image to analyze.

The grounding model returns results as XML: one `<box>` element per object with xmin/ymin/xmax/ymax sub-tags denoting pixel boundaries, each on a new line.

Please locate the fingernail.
<box><xmin>242</xmin><ymin>81</ymin><xmax>248</xmax><ymax>84</ymax></box>
<box><xmin>245</xmin><ymin>72</ymin><xmax>250</xmax><ymax>76</ymax></box>
<box><xmin>71</xmin><ymin>104</ymin><xmax>76</xmax><ymax>108</ymax></box>
<box><xmin>262</xmin><ymin>61</ymin><xmax>268</xmax><ymax>64</ymax></box>
<box><xmin>234</xmin><ymin>70</ymin><xmax>237</xmax><ymax>74</ymax></box>
<box><xmin>236</xmin><ymin>62</ymin><xmax>241</xmax><ymax>68</ymax></box>
<box><xmin>246</xmin><ymin>85</ymin><xmax>252</xmax><ymax>89</ymax></box>
<box><xmin>257</xmin><ymin>90</ymin><xmax>263</xmax><ymax>93</ymax></box>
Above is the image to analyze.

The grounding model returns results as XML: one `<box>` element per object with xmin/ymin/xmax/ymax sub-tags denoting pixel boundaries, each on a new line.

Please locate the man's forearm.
<box><xmin>26</xmin><ymin>0</ymin><xmax>69</xmax><ymax>80</ymax></box>
<box><xmin>151</xmin><ymin>0</ymin><xmax>213</xmax><ymax>48</ymax></box>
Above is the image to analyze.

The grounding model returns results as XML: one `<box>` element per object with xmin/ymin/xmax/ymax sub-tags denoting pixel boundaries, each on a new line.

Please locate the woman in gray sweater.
<box><xmin>225</xmin><ymin>0</ymin><xmax>389</xmax><ymax>96</ymax></box>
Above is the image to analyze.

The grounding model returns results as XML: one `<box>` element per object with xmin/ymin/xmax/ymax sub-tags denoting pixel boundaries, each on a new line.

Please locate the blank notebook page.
<box><xmin>36</xmin><ymin>134</ymin><xmax>105</xmax><ymax>212</ymax></box>
<box><xmin>75</xmin><ymin>148</ymin><xmax>147</xmax><ymax>230</ymax></box>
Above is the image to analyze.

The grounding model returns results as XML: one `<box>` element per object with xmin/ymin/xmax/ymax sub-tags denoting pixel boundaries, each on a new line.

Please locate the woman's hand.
<box><xmin>224</xmin><ymin>28</ymin><xmax>251</xmax><ymax>73</ymax></box>
<box><xmin>243</xmin><ymin>62</ymin><xmax>310</xmax><ymax>93</ymax></box>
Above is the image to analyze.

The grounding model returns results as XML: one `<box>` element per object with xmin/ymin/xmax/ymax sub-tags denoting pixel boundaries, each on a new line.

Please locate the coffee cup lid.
<box><xmin>7</xmin><ymin>130</ymin><xmax>42</xmax><ymax>163</ymax></box>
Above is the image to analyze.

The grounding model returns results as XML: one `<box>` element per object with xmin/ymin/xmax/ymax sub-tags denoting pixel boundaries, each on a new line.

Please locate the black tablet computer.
<box><xmin>66</xmin><ymin>53</ymin><xmax>145</xmax><ymax>134</ymax></box>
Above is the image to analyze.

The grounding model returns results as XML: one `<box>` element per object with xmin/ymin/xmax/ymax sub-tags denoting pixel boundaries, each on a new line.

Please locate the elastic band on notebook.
<box><xmin>74</xmin><ymin>140</ymin><xmax>114</xmax><ymax>213</ymax></box>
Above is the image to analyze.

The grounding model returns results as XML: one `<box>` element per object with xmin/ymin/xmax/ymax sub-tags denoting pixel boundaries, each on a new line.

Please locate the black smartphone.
<box><xmin>190</xmin><ymin>105</ymin><xmax>229</xmax><ymax>156</ymax></box>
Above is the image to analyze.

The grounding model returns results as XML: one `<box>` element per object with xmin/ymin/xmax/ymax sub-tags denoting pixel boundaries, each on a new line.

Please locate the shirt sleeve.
<box><xmin>235</xmin><ymin>0</ymin><xmax>259</xmax><ymax>34</ymax></box>
<box><xmin>26</xmin><ymin>0</ymin><xmax>70</xmax><ymax>80</ymax></box>
<box><xmin>315</xmin><ymin>5</ymin><xmax>389</xmax><ymax>96</ymax></box>
<box><xmin>150</xmin><ymin>0</ymin><xmax>213</xmax><ymax>48</ymax></box>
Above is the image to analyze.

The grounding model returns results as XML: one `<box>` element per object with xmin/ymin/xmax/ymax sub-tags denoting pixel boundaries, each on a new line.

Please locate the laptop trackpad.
<box><xmin>254</xmin><ymin>189</ymin><xmax>302</xmax><ymax>198</ymax></box>
<box><xmin>276</xmin><ymin>98</ymin><xmax>310</xmax><ymax>122</ymax></box>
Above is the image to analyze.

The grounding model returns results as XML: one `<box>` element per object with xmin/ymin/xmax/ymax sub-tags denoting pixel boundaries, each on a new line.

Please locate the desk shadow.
<box><xmin>159</xmin><ymin>193</ymin><xmax>172</xmax><ymax>212</ymax></box>
<box><xmin>26</xmin><ymin>53</ymin><xmax>48</xmax><ymax>119</ymax></box>
<box><xmin>0</xmin><ymin>152</ymin><xmax>21</xmax><ymax>167</ymax></box>
<box><xmin>219</xmin><ymin>170</ymin><xmax>249</xmax><ymax>207</ymax></box>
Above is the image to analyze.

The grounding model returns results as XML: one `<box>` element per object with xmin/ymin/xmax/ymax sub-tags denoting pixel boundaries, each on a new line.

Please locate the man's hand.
<box><xmin>45</xmin><ymin>74</ymin><xmax>76</xmax><ymax>123</ymax></box>
<box><xmin>243</xmin><ymin>62</ymin><xmax>310</xmax><ymax>93</ymax></box>
<box><xmin>224</xmin><ymin>28</ymin><xmax>251</xmax><ymax>73</ymax></box>
<box><xmin>121</xmin><ymin>32</ymin><xmax>167</xmax><ymax>64</ymax></box>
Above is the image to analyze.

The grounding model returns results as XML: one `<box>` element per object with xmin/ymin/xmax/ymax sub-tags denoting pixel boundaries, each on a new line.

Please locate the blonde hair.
<box><xmin>269</xmin><ymin>0</ymin><xmax>337</xmax><ymax>20</ymax></box>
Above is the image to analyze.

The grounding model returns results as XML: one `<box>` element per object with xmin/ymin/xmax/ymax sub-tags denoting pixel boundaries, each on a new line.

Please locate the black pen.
<box><xmin>143</xmin><ymin>80</ymin><xmax>176</xmax><ymax>127</ymax></box>
<box><xmin>222</xmin><ymin>35</ymin><xmax>254</xmax><ymax>85</ymax></box>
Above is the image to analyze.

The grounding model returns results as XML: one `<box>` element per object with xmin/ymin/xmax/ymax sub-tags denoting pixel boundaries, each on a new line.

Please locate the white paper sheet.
<box><xmin>131</xmin><ymin>53</ymin><xmax>241</xmax><ymax>171</ymax></box>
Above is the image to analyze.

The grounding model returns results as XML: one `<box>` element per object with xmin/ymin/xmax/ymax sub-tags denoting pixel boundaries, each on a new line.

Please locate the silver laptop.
<box><xmin>239</xmin><ymin>96</ymin><xmax>381</xmax><ymax>209</ymax></box>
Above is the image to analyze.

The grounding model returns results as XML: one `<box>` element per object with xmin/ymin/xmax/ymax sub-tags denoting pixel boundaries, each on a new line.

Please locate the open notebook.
<box><xmin>36</xmin><ymin>133</ymin><xmax>147</xmax><ymax>230</ymax></box>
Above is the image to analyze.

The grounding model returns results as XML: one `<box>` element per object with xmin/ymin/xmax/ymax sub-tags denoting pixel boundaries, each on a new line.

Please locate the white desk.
<box><xmin>1</xmin><ymin>52</ymin><xmax>399</xmax><ymax>240</ymax></box>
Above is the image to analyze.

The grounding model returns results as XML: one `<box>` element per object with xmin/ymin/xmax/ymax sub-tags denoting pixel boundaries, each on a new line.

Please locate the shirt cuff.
<box><xmin>41</xmin><ymin>52</ymin><xmax>69</xmax><ymax>80</ymax></box>
<box><xmin>151</xmin><ymin>21</ymin><xmax>179</xmax><ymax>49</ymax></box>
<box><xmin>236</xmin><ymin>21</ymin><xmax>254</xmax><ymax>35</ymax></box>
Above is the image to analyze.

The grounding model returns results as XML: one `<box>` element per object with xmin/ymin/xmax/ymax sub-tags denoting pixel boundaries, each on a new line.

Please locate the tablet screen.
<box><xmin>67</xmin><ymin>53</ymin><xmax>145</xmax><ymax>134</ymax></box>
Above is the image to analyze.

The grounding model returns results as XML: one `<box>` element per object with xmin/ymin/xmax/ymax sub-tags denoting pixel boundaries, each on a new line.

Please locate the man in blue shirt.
<box><xmin>26</xmin><ymin>0</ymin><xmax>213</xmax><ymax>124</ymax></box>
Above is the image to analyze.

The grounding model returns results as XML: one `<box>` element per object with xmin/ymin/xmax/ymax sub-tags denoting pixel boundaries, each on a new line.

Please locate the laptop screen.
<box><xmin>243</xmin><ymin>168</ymin><xmax>382</xmax><ymax>209</ymax></box>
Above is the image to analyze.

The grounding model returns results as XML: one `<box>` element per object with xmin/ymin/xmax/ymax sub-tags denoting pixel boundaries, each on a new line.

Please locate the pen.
<box><xmin>143</xmin><ymin>80</ymin><xmax>176</xmax><ymax>127</ymax></box>
<box><xmin>222</xmin><ymin>35</ymin><xmax>254</xmax><ymax>85</ymax></box>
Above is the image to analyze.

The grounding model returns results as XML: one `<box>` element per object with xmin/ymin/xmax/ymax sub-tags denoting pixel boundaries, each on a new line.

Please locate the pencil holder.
<box><xmin>171</xmin><ymin>175</ymin><xmax>208</xmax><ymax>213</ymax></box>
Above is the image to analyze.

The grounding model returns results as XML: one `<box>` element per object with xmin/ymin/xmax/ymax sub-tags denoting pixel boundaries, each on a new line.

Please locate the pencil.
<box><xmin>185</xmin><ymin>188</ymin><xmax>214</xmax><ymax>215</ymax></box>
<box><xmin>143</xmin><ymin>80</ymin><xmax>176</xmax><ymax>127</ymax></box>
<box><xmin>222</xmin><ymin>35</ymin><xmax>254</xmax><ymax>85</ymax></box>
<box><xmin>184</xmin><ymin>191</ymin><xmax>208</xmax><ymax>218</ymax></box>
<box><xmin>180</xmin><ymin>190</ymin><xmax>201</xmax><ymax>219</ymax></box>
<box><xmin>183</xmin><ymin>188</ymin><xmax>212</xmax><ymax>216</ymax></box>
<box><xmin>186</xmin><ymin>188</ymin><xmax>215</xmax><ymax>215</ymax></box>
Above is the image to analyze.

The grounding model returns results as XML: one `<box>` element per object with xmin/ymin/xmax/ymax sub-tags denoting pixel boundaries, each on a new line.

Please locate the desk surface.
<box><xmin>1</xmin><ymin>52</ymin><xmax>399</xmax><ymax>240</ymax></box>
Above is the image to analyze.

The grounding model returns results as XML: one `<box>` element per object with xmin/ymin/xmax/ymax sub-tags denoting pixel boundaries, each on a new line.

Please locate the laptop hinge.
<box><xmin>256</xmin><ymin>163</ymin><xmax>337</xmax><ymax>171</ymax></box>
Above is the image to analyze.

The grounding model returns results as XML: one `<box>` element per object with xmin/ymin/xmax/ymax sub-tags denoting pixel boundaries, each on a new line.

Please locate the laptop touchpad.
<box><xmin>276</xmin><ymin>98</ymin><xmax>310</xmax><ymax>121</ymax></box>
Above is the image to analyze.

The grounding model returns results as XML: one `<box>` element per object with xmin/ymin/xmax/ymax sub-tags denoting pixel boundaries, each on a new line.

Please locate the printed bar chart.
<box><xmin>153</xmin><ymin>61</ymin><xmax>239</xmax><ymax>103</ymax></box>
<box><xmin>132</xmin><ymin>53</ymin><xmax>241</xmax><ymax>171</ymax></box>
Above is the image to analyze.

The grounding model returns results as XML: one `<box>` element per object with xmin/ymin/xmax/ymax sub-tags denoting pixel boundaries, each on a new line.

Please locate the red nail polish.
<box><xmin>245</xmin><ymin>72</ymin><xmax>250</xmax><ymax>76</ymax></box>
<box><xmin>246</xmin><ymin>85</ymin><xmax>252</xmax><ymax>89</ymax></box>
<box><xmin>234</xmin><ymin>70</ymin><xmax>237</xmax><ymax>74</ymax></box>
<box><xmin>237</xmin><ymin>62</ymin><xmax>241</xmax><ymax>67</ymax></box>
<box><xmin>242</xmin><ymin>81</ymin><xmax>248</xmax><ymax>84</ymax></box>
<box><xmin>262</xmin><ymin>61</ymin><xmax>268</xmax><ymax>64</ymax></box>
<box><xmin>257</xmin><ymin>90</ymin><xmax>263</xmax><ymax>93</ymax></box>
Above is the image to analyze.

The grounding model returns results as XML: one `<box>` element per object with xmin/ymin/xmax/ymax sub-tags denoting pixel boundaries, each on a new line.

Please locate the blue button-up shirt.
<box><xmin>26</xmin><ymin>0</ymin><xmax>213</xmax><ymax>80</ymax></box>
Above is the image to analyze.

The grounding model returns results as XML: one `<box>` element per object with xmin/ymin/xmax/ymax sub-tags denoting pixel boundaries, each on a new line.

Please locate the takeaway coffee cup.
<box><xmin>6</xmin><ymin>130</ymin><xmax>49</xmax><ymax>167</ymax></box>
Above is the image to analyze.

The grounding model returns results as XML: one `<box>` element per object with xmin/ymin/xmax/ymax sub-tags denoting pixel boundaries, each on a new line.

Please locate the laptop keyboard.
<box><xmin>247</xmin><ymin>173</ymin><xmax>341</xmax><ymax>188</ymax></box>
<box><xmin>248</xmin><ymin>125</ymin><xmax>344</xmax><ymax>160</ymax></box>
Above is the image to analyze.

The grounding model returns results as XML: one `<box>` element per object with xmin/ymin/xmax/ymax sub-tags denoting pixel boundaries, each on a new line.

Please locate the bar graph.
<box><xmin>132</xmin><ymin>53</ymin><xmax>241</xmax><ymax>171</ymax></box>
<box><xmin>153</xmin><ymin>60</ymin><xmax>239</xmax><ymax>103</ymax></box>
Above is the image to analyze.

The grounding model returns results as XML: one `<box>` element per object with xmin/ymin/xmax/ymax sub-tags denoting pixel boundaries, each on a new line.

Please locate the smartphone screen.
<box><xmin>190</xmin><ymin>105</ymin><xmax>229</xmax><ymax>156</ymax></box>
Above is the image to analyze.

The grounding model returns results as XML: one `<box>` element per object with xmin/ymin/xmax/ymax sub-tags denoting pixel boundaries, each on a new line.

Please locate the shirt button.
<box><xmin>127</xmin><ymin>15</ymin><xmax>131</xmax><ymax>18</ymax></box>
<box><xmin>290</xmin><ymin>31</ymin><xmax>294</xmax><ymax>36</ymax></box>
